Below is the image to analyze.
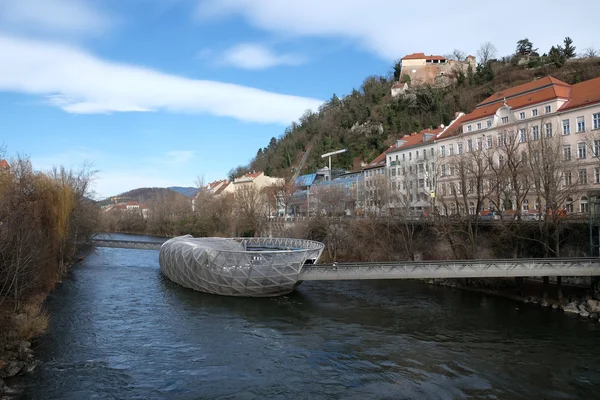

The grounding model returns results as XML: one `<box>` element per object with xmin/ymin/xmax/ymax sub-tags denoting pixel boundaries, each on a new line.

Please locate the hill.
<box><xmin>228</xmin><ymin>51</ymin><xmax>600</xmax><ymax>180</ymax></box>
<box><xmin>97</xmin><ymin>187</ymin><xmax>190</xmax><ymax>207</ymax></box>
<box><xmin>168</xmin><ymin>186</ymin><xmax>200</xmax><ymax>198</ymax></box>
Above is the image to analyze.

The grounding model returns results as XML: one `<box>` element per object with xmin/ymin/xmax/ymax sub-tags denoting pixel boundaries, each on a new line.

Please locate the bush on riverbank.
<box><xmin>0</xmin><ymin>157</ymin><xmax>99</xmax><ymax>347</ymax></box>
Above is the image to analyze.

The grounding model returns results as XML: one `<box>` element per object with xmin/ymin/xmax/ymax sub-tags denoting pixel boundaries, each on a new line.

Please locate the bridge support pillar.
<box><xmin>557</xmin><ymin>276</ymin><xmax>563</xmax><ymax>302</ymax></box>
<box><xmin>514</xmin><ymin>277</ymin><xmax>524</xmax><ymax>296</ymax></box>
<box><xmin>541</xmin><ymin>276</ymin><xmax>550</xmax><ymax>299</ymax></box>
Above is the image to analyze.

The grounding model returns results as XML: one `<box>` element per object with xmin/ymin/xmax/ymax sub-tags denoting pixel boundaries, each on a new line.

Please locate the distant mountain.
<box><xmin>97</xmin><ymin>187</ymin><xmax>192</xmax><ymax>207</ymax></box>
<box><xmin>167</xmin><ymin>186</ymin><xmax>200</xmax><ymax>198</ymax></box>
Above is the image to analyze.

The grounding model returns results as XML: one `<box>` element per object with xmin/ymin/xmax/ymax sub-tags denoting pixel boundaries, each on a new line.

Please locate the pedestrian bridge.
<box><xmin>90</xmin><ymin>239</ymin><xmax>600</xmax><ymax>280</ymax></box>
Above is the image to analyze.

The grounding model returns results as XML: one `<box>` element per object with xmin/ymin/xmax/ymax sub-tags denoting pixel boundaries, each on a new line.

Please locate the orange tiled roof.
<box><xmin>0</xmin><ymin>159</ymin><xmax>9</xmax><ymax>169</ymax></box>
<box><xmin>402</xmin><ymin>52</ymin><xmax>446</xmax><ymax>61</ymax></box>
<box><xmin>363</xmin><ymin>151</ymin><xmax>389</xmax><ymax>170</ymax></box>
<box><xmin>214</xmin><ymin>182</ymin><xmax>230</xmax><ymax>195</ymax></box>
<box><xmin>435</xmin><ymin>114</ymin><xmax>470</xmax><ymax>140</ymax></box>
<box><xmin>462</xmin><ymin>77</ymin><xmax>571</xmax><ymax>124</ymax></box>
<box><xmin>242</xmin><ymin>172</ymin><xmax>262</xmax><ymax>179</ymax></box>
<box><xmin>559</xmin><ymin>76</ymin><xmax>600</xmax><ymax>112</ymax></box>
<box><xmin>478</xmin><ymin>76</ymin><xmax>570</xmax><ymax>106</ymax></box>
<box><xmin>208</xmin><ymin>179</ymin><xmax>227</xmax><ymax>189</ymax></box>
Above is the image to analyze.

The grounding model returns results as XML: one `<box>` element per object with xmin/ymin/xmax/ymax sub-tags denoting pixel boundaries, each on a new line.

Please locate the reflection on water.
<box><xmin>14</xmin><ymin>235</ymin><xmax>600</xmax><ymax>399</ymax></box>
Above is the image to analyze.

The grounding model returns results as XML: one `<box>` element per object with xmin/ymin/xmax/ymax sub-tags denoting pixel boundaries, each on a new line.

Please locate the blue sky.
<box><xmin>1</xmin><ymin>0</ymin><xmax>599</xmax><ymax>198</ymax></box>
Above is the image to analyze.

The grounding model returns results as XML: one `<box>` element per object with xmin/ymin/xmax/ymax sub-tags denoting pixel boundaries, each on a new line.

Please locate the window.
<box><xmin>497</xmin><ymin>133</ymin><xmax>505</xmax><ymax>146</ymax></box>
<box><xmin>566</xmin><ymin>197</ymin><xmax>574</xmax><ymax>213</ymax></box>
<box><xmin>477</xmin><ymin>137</ymin><xmax>483</xmax><ymax>150</ymax></box>
<box><xmin>441</xmin><ymin>183</ymin><xmax>447</xmax><ymax>196</ymax></box>
<box><xmin>577</xmin><ymin>116</ymin><xmax>586</xmax><ymax>132</ymax></box>
<box><xmin>469</xmin><ymin>202</ymin><xmax>475</xmax><ymax>215</ymax></box>
<box><xmin>579</xmin><ymin>169</ymin><xmax>587</xmax><ymax>185</ymax></box>
<box><xmin>531</xmin><ymin>126</ymin><xmax>539</xmax><ymax>140</ymax></box>
<box><xmin>487</xmin><ymin>120</ymin><xmax>492</xmax><ymax>128</ymax></box>
<box><xmin>409</xmin><ymin>152</ymin><xmax>412</xmax><ymax>160</ymax></box>
<box><xmin>580</xmin><ymin>196</ymin><xmax>589</xmax><ymax>213</ymax></box>
<box><xmin>418</xmin><ymin>163</ymin><xmax>424</xmax><ymax>173</ymax></box>
<box><xmin>418</xmin><ymin>178</ymin><xmax>424</xmax><ymax>187</ymax></box>
<box><xmin>545</xmin><ymin>123</ymin><xmax>553</xmax><ymax>138</ymax></box>
<box><xmin>487</xmin><ymin>136</ymin><xmax>493</xmax><ymax>149</ymax></box>
<box><xmin>441</xmin><ymin>164</ymin><xmax>446</xmax><ymax>176</ymax></box>
<box><xmin>498</xmin><ymin>155</ymin><xmax>505</xmax><ymax>166</ymax></box>
<box><xmin>475</xmin><ymin>122</ymin><xmax>481</xmax><ymax>130</ymax></box>
<box><xmin>395</xmin><ymin>155</ymin><xmax>399</xmax><ymax>161</ymax></box>
<box><xmin>389</xmin><ymin>156</ymin><xmax>392</xmax><ymax>164</ymax></box>
<box><xmin>532</xmin><ymin>109</ymin><xmax>538</xmax><ymax>117</ymax></box>
<box><xmin>521</xmin><ymin>128</ymin><xmax>529</xmax><ymax>142</ymax></box>
<box><xmin>519</xmin><ymin>111</ymin><xmax>526</xmax><ymax>119</ymax></box>
<box><xmin>501</xmin><ymin>116</ymin><xmax>509</xmax><ymax>124</ymax></box>
<box><xmin>402</xmin><ymin>154</ymin><xmax>406</xmax><ymax>161</ymax></box>
<box><xmin>522</xmin><ymin>199</ymin><xmax>529</xmax><ymax>211</ymax></box>
<box><xmin>596</xmin><ymin>168</ymin><xmax>600</xmax><ymax>184</ymax></box>
<box><xmin>450</xmin><ymin>166</ymin><xmax>455</xmax><ymax>176</ymax></box>
<box><xmin>578</xmin><ymin>142</ymin><xmax>587</xmax><ymax>159</ymax></box>
<box><xmin>522</xmin><ymin>151</ymin><xmax>528</xmax><ymax>162</ymax></box>
<box><xmin>564</xmin><ymin>171</ymin><xmax>572</xmax><ymax>186</ymax></box>
<box><xmin>441</xmin><ymin>145</ymin><xmax>446</xmax><ymax>157</ymax></box>
<box><xmin>563</xmin><ymin>119</ymin><xmax>570</xmax><ymax>135</ymax></box>
<box><xmin>458</xmin><ymin>142</ymin><xmax>463</xmax><ymax>154</ymax></box>
<box><xmin>467</xmin><ymin>125</ymin><xmax>472</xmax><ymax>132</ymax></box>
<box><xmin>467</xmin><ymin>139</ymin><xmax>473</xmax><ymax>152</ymax></box>
<box><xmin>430</xmin><ymin>148</ymin><xmax>434</xmax><ymax>157</ymax></box>
<box><xmin>449</xmin><ymin>144</ymin><xmax>454</xmax><ymax>155</ymax></box>
<box><xmin>595</xmin><ymin>140</ymin><xmax>600</xmax><ymax>157</ymax></box>
<box><xmin>564</xmin><ymin>145</ymin><xmax>571</xmax><ymax>161</ymax></box>
<box><xmin>545</xmin><ymin>105</ymin><xmax>552</xmax><ymax>114</ymax></box>
<box><xmin>416</xmin><ymin>150</ymin><xmax>419</xmax><ymax>159</ymax></box>
<box><xmin>594</xmin><ymin>113</ymin><xmax>600</xmax><ymax>130</ymax></box>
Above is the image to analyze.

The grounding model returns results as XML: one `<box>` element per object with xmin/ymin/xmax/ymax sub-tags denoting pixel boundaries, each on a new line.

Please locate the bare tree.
<box><xmin>477</xmin><ymin>42</ymin><xmax>498</xmax><ymax>65</ymax></box>
<box><xmin>583</xmin><ymin>47</ymin><xmax>598</xmax><ymax>58</ymax></box>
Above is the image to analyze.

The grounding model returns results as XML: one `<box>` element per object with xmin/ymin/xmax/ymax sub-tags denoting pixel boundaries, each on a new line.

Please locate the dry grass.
<box><xmin>12</xmin><ymin>292</ymin><xmax>50</xmax><ymax>341</ymax></box>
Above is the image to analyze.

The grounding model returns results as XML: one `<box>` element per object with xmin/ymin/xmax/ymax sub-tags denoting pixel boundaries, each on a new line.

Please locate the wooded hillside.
<box><xmin>229</xmin><ymin>40</ymin><xmax>600</xmax><ymax>180</ymax></box>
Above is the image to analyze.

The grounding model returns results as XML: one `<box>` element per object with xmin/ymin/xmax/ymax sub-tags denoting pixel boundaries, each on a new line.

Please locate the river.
<box><xmin>12</xmin><ymin>234</ymin><xmax>600</xmax><ymax>399</ymax></box>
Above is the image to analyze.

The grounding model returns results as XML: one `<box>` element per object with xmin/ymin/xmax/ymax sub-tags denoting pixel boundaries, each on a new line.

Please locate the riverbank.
<box><xmin>0</xmin><ymin>292</ymin><xmax>48</xmax><ymax>397</ymax></box>
<box><xmin>427</xmin><ymin>278</ymin><xmax>600</xmax><ymax>322</ymax></box>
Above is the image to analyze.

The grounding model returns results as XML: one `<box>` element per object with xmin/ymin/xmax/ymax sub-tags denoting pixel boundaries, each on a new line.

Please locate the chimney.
<box><xmin>439</xmin><ymin>124</ymin><xmax>445</xmax><ymax>129</ymax></box>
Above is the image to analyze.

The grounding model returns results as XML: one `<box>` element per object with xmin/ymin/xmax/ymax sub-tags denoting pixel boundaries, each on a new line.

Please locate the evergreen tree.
<box><xmin>563</xmin><ymin>37</ymin><xmax>576</xmax><ymax>59</ymax></box>
<box><xmin>549</xmin><ymin>45</ymin><xmax>566</xmax><ymax>67</ymax></box>
<box><xmin>393</xmin><ymin>61</ymin><xmax>402</xmax><ymax>81</ymax></box>
<box><xmin>516</xmin><ymin>38</ymin><xmax>536</xmax><ymax>55</ymax></box>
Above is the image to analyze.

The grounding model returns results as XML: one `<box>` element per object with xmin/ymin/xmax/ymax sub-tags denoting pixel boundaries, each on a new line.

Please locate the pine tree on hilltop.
<box><xmin>563</xmin><ymin>37</ymin><xmax>576</xmax><ymax>59</ymax></box>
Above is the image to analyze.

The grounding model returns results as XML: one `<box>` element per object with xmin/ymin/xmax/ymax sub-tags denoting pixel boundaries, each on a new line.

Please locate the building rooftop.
<box><xmin>402</xmin><ymin>52</ymin><xmax>447</xmax><ymax>61</ymax></box>
<box><xmin>462</xmin><ymin>77</ymin><xmax>571</xmax><ymax>124</ymax></box>
<box><xmin>0</xmin><ymin>159</ymin><xmax>9</xmax><ymax>169</ymax></box>
<box><xmin>560</xmin><ymin>76</ymin><xmax>600</xmax><ymax>112</ymax></box>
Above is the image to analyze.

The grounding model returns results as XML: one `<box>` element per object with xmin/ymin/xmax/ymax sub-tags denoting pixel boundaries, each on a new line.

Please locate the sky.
<box><xmin>1</xmin><ymin>0</ymin><xmax>599</xmax><ymax>198</ymax></box>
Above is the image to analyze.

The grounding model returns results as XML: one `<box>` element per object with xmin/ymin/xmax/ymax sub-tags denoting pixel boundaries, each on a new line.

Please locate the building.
<box><xmin>434</xmin><ymin>76</ymin><xmax>600</xmax><ymax>217</ymax></box>
<box><xmin>0</xmin><ymin>159</ymin><xmax>9</xmax><ymax>170</ymax></box>
<box><xmin>384</xmin><ymin>113</ymin><xmax>466</xmax><ymax>216</ymax></box>
<box><xmin>399</xmin><ymin>52</ymin><xmax>476</xmax><ymax>88</ymax></box>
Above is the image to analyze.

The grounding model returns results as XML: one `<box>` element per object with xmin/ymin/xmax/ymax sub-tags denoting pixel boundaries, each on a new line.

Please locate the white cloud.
<box><xmin>217</xmin><ymin>43</ymin><xmax>306</xmax><ymax>69</ymax></box>
<box><xmin>0</xmin><ymin>0</ymin><xmax>112</xmax><ymax>36</ymax></box>
<box><xmin>195</xmin><ymin>0</ymin><xmax>600</xmax><ymax>60</ymax></box>
<box><xmin>0</xmin><ymin>35</ymin><xmax>322</xmax><ymax>124</ymax></box>
<box><xmin>166</xmin><ymin>150</ymin><xmax>196</xmax><ymax>164</ymax></box>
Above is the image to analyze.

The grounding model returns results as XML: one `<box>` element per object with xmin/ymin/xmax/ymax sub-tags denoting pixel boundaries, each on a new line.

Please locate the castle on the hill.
<box><xmin>392</xmin><ymin>52</ymin><xmax>476</xmax><ymax>96</ymax></box>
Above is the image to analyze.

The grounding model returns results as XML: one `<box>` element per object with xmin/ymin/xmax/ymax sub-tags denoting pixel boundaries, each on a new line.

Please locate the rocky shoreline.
<box><xmin>426</xmin><ymin>278</ymin><xmax>600</xmax><ymax>322</ymax></box>
<box><xmin>0</xmin><ymin>340</ymin><xmax>39</xmax><ymax>398</ymax></box>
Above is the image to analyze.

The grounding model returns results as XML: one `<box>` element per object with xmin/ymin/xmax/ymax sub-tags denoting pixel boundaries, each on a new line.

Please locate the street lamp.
<box><xmin>321</xmin><ymin>149</ymin><xmax>347</xmax><ymax>180</ymax></box>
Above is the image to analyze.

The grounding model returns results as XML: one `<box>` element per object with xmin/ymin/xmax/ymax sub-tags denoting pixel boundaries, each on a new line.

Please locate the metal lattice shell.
<box><xmin>159</xmin><ymin>236</ymin><xmax>325</xmax><ymax>297</ymax></box>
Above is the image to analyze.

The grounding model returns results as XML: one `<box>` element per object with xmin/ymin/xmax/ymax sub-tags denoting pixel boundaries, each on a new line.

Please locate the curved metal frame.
<box><xmin>159</xmin><ymin>236</ymin><xmax>325</xmax><ymax>297</ymax></box>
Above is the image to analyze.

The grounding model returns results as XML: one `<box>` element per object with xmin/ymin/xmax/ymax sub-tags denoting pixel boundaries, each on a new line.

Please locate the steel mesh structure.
<box><xmin>159</xmin><ymin>236</ymin><xmax>325</xmax><ymax>297</ymax></box>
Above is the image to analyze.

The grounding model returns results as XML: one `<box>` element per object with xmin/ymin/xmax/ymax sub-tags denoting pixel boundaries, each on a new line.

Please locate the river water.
<box><xmin>13</xmin><ymin>234</ymin><xmax>600</xmax><ymax>399</ymax></box>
